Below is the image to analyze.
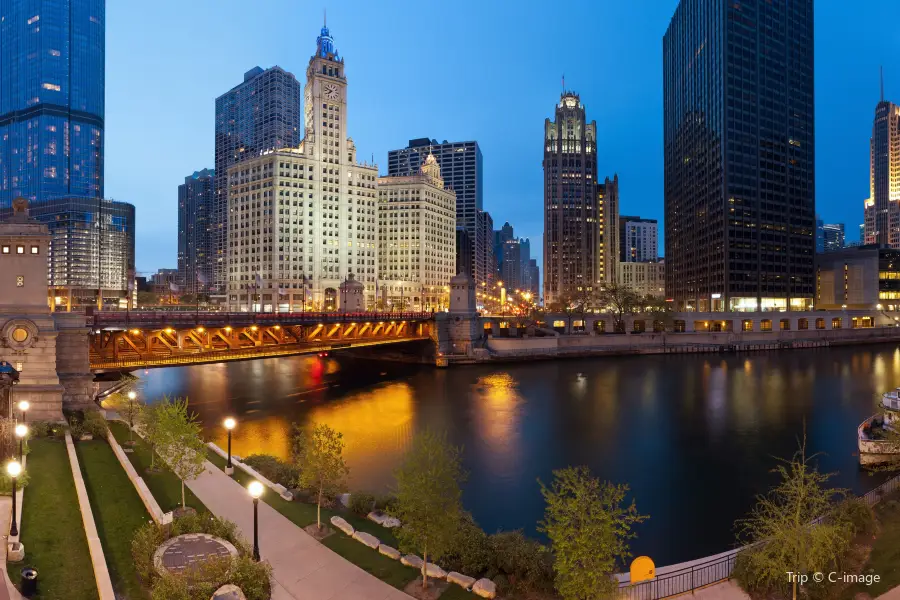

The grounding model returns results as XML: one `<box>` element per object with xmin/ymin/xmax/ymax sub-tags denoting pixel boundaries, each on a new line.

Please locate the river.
<box><xmin>134</xmin><ymin>344</ymin><xmax>898</xmax><ymax>566</ymax></box>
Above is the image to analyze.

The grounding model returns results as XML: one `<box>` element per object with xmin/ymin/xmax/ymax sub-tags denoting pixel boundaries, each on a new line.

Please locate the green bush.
<box><xmin>830</xmin><ymin>498</ymin><xmax>876</xmax><ymax>536</ymax></box>
<box><xmin>443</xmin><ymin>513</ymin><xmax>492</xmax><ymax>576</ymax></box>
<box><xmin>27</xmin><ymin>421</ymin><xmax>51</xmax><ymax>438</ymax></box>
<box><xmin>374</xmin><ymin>493</ymin><xmax>397</xmax><ymax>512</ymax></box>
<box><xmin>82</xmin><ymin>411</ymin><xmax>109</xmax><ymax>438</ymax></box>
<box><xmin>70</xmin><ymin>422</ymin><xmax>85</xmax><ymax>440</ymax></box>
<box><xmin>349</xmin><ymin>492</ymin><xmax>375</xmax><ymax>516</ymax></box>
<box><xmin>242</xmin><ymin>454</ymin><xmax>298</xmax><ymax>487</ymax></box>
<box><xmin>488</xmin><ymin>530</ymin><xmax>555</xmax><ymax>592</ymax></box>
<box><xmin>51</xmin><ymin>424</ymin><xmax>68</xmax><ymax>440</ymax></box>
<box><xmin>149</xmin><ymin>555</ymin><xmax>271</xmax><ymax>600</ymax></box>
<box><xmin>132</xmin><ymin>520</ymin><xmax>168</xmax><ymax>583</ymax></box>
<box><xmin>731</xmin><ymin>549</ymin><xmax>777</xmax><ymax>597</ymax></box>
<box><xmin>0</xmin><ymin>469</ymin><xmax>29</xmax><ymax>495</ymax></box>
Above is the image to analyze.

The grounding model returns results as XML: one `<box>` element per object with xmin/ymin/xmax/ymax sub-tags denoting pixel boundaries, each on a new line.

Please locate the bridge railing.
<box><xmin>88</xmin><ymin>311</ymin><xmax>433</xmax><ymax>329</ymax></box>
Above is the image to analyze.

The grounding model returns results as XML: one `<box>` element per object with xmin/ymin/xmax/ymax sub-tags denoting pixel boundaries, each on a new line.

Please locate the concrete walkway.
<box><xmin>0</xmin><ymin>497</ymin><xmax>23</xmax><ymax>600</ymax></box>
<box><xmin>186</xmin><ymin>460</ymin><xmax>412</xmax><ymax>600</ymax></box>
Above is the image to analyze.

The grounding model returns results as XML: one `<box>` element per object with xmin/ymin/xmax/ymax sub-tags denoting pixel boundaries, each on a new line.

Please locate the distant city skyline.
<box><xmin>102</xmin><ymin>1</ymin><xmax>898</xmax><ymax>274</ymax></box>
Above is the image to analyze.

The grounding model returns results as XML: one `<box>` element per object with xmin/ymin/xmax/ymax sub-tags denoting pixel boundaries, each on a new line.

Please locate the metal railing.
<box><xmin>88</xmin><ymin>311</ymin><xmax>433</xmax><ymax>329</ymax></box>
<box><xmin>618</xmin><ymin>473</ymin><xmax>900</xmax><ymax>599</ymax></box>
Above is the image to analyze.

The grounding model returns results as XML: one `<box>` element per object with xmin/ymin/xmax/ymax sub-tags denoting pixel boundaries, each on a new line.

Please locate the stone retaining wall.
<box><xmin>107</xmin><ymin>425</ymin><xmax>172</xmax><ymax>524</ymax></box>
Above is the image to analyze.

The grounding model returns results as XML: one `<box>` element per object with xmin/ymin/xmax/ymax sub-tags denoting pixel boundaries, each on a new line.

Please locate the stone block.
<box><xmin>424</xmin><ymin>563</ymin><xmax>447</xmax><ymax>580</ymax></box>
<box><xmin>401</xmin><ymin>554</ymin><xmax>423</xmax><ymax>569</ymax></box>
<box><xmin>447</xmin><ymin>572</ymin><xmax>476</xmax><ymax>589</ymax></box>
<box><xmin>7</xmin><ymin>541</ymin><xmax>24</xmax><ymax>562</ymax></box>
<box><xmin>378</xmin><ymin>545</ymin><xmax>401</xmax><ymax>560</ymax></box>
<box><xmin>367</xmin><ymin>510</ymin><xmax>401</xmax><ymax>528</ymax></box>
<box><xmin>472</xmin><ymin>578</ymin><xmax>497</xmax><ymax>599</ymax></box>
<box><xmin>352</xmin><ymin>530</ymin><xmax>380</xmax><ymax>549</ymax></box>
<box><xmin>329</xmin><ymin>515</ymin><xmax>354</xmax><ymax>536</ymax></box>
<box><xmin>211</xmin><ymin>583</ymin><xmax>246</xmax><ymax>599</ymax></box>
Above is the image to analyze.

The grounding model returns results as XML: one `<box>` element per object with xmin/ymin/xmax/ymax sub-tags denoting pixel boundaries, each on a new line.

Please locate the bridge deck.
<box><xmin>88</xmin><ymin>311</ymin><xmax>432</xmax><ymax>329</ymax></box>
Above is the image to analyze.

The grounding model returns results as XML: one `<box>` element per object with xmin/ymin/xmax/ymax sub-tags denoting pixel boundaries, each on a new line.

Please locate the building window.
<box><xmin>1</xmin><ymin>246</ymin><xmax>8</xmax><ymax>254</ymax></box>
<box><xmin>780</xmin><ymin>319</ymin><xmax>790</xmax><ymax>331</ymax></box>
<box><xmin>16</xmin><ymin>246</ymin><xmax>24</xmax><ymax>254</ymax></box>
<box><xmin>760</xmin><ymin>319</ymin><xmax>772</xmax><ymax>332</ymax></box>
<box><xmin>30</xmin><ymin>246</ymin><xmax>39</xmax><ymax>255</ymax></box>
<box><xmin>815</xmin><ymin>318</ymin><xmax>825</xmax><ymax>330</ymax></box>
<box><xmin>798</xmin><ymin>318</ymin><xmax>808</xmax><ymax>330</ymax></box>
<box><xmin>832</xmin><ymin>318</ymin><xmax>842</xmax><ymax>329</ymax></box>
<box><xmin>742</xmin><ymin>320</ymin><xmax>753</xmax><ymax>332</ymax></box>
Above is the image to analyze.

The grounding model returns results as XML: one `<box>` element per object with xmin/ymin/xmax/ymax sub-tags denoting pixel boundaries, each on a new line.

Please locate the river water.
<box><xmin>134</xmin><ymin>344</ymin><xmax>898</xmax><ymax>566</ymax></box>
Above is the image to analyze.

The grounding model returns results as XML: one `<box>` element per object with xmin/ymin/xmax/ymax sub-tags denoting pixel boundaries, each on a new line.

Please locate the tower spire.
<box><xmin>881</xmin><ymin>65</ymin><xmax>884</xmax><ymax>103</ymax></box>
<box><xmin>324</xmin><ymin>8</ymin><xmax>326</xmax><ymax>27</ymax></box>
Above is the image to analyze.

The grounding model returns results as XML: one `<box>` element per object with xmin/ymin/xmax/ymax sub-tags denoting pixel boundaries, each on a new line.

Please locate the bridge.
<box><xmin>88</xmin><ymin>311</ymin><xmax>434</xmax><ymax>371</ymax></box>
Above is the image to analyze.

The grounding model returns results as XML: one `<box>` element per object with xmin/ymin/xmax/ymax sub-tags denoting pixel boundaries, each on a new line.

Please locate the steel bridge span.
<box><xmin>87</xmin><ymin>311</ymin><xmax>434</xmax><ymax>372</ymax></box>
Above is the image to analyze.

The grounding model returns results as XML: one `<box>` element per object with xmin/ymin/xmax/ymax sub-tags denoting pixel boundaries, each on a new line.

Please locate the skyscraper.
<box><xmin>225</xmin><ymin>23</ymin><xmax>379</xmax><ymax>311</ymax></box>
<box><xmin>214</xmin><ymin>65</ymin><xmax>302</xmax><ymax>293</ymax></box>
<box><xmin>178</xmin><ymin>169</ymin><xmax>215</xmax><ymax>295</ymax></box>
<box><xmin>0</xmin><ymin>0</ymin><xmax>105</xmax><ymax>204</ymax></box>
<box><xmin>377</xmin><ymin>154</ymin><xmax>456</xmax><ymax>310</ymax></box>
<box><xmin>501</xmin><ymin>239</ymin><xmax>522</xmax><ymax>291</ymax></box>
<box><xmin>388</xmin><ymin>139</ymin><xmax>484</xmax><ymax>280</ymax></box>
<box><xmin>0</xmin><ymin>1</ymin><xmax>134</xmax><ymax>308</ymax></box>
<box><xmin>475</xmin><ymin>209</ymin><xmax>495</xmax><ymax>288</ymax></box>
<box><xmin>663</xmin><ymin>0</ymin><xmax>815</xmax><ymax>312</ymax></box>
<box><xmin>822</xmin><ymin>223</ymin><xmax>845</xmax><ymax>252</ymax></box>
<box><xmin>619</xmin><ymin>216</ymin><xmax>658</xmax><ymax>263</ymax></box>
<box><xmin>863</xmin><ymin>90</ymin><xmax>900</xmax><ymax>246</ymax></box>
<box><xmin>543</xmin><ymin>92</ymin><xmax>618</xmax><ymax>306</ymax></box>
<box><xmin>493</xmin><ymin>221</ymin><xmax>515</xmax><ymax>277</ymax></box>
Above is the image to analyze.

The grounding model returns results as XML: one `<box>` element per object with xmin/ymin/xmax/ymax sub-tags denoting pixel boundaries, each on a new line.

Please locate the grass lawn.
<box><xmin>852</xmin><ymin>491</ymin><xmax>900</xmax><ymax>597</ymax></box>
<box><xmin>76</xmin><ymin>439</ymin><xmax>151</xmax><ymax>599</ymax></box>
<box><xmin>439</xmin><ymin>584</ymin><xmax>482</xmax><ymax>600</ymax></box>
<box><xmin>6</xmin><ymin>440</ymin><xmax>98</xmax><ymax>600</ymax></box>
<box><xmin>205</xmin><ymin>448</ymin><xmax>418</xmax><ymax>589</ymax></box>
<box><xmin>108</xmin><ymin>421</ymin><xmax>207</xmax><ymax>514</ymax></box>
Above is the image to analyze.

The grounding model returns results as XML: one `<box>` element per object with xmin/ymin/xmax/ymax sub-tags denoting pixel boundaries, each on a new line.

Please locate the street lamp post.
<box><xmin>248</xmin><ymin>481</ymin><xmax>264</xmax><ymax>561</ymax></box>
<box><xmin>8</xmin><ymin>461</ymin><xmax>21</xmax><ymax>537</ymax></box>
<box><xmin>14</xmin><ymin>425</ymin><xmax>27</xmax><ymax>462</ymax></box>
<box><xmin>224</xmin><ymin>417</ymin><xmax>236</xmax><ymax>475</ymax></box>
<box><xmin>126</xmin><ymin>391</ymin><xmax>137</xmax><ymax>444</ymax></box>
<box><xmin>17</xmin><ymin>401</ymin><xmax>29</xmax><ymax>424</ymax></box>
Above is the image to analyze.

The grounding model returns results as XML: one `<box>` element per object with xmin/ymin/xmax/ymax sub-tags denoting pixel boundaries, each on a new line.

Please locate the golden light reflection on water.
<box><xmin>473</xmin><ymin>372</ymin><xmax>522</xmax><ymax>448</ymax></box>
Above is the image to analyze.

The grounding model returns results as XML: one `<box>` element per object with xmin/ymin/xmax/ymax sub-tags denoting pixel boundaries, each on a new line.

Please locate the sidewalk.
<box><xmin>186</xmin><ymin>460</ymin><xmax>412</xmax><ymax>600</ymax></box>
<box><xmin>0</xmin><ymin>497</ymin><xmax>22</xmax><ymax>600</ymax></box>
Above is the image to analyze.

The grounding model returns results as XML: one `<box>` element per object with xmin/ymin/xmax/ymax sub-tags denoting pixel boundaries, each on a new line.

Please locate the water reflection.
<box><xmin>137</xmin><ymin>345</ymin><xmax>898</xmax><ymax>565</ymax></box>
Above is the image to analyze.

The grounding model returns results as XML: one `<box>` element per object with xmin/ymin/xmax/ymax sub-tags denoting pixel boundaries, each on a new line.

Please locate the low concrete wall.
<box><xmin>64</xmin><ymin>432</ymin><xmax>116</xmax><ymax>600</ymax></box>
<box><xmin>106</xmin><ymin>426</ymin><xmax>172</xmax><ymax>525</ymax></box>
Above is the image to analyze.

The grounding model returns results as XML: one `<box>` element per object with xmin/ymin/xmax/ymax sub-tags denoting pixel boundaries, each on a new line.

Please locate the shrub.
<box><xmin>0</xmin><ymin>469</ymin><xmax>29</xmax><ymax>495</ymax></box>
<box><xmin>82</xmin><ymin>411</ymin><xmax>109</xmax><ymax>438</ymax></box>
<box><xmin>829</xmin><ymin>498</ymin><xmax>876</xmax><ymax>536</ymax></box>
<box><xmin>488</xmin><ymin>530</ymin><xmax>555</xmax><ymax>592</ymax></box>
<box><xmin>443</xmin><ymin>513</ymin><xmax>492</xmax><ymax>576</ymax></box>
<box><xmin>132</xmin><ymin>520</ymin><xmax>168</xmax><ymax>582</ymax></box>
<box><xmin>229</xmin><ymin>555</ymin><xmax>273</xmax><ymax>600</ymax></box>
<box><xmin>64</xmin><ymin>408</ymin><xmax>85</xmax><ymax>425</ymax></box>
<box><xmin>242</xmin><ymin>454</ymin><xmax>299</xmax><ymax>487</ymax></box>
<box><xmin>349</xmin><ymin>492</ymin><xmax>375</xmax><ymax>516</ymax></box>
<box><xmin>69</xmin><ymin>422</ymin><xmax>85</xmax><ymax>440</ymax></box>
<box><xmin>51</xmin><ymin>423</ymin><xmax>68</xmax><ymax>440</ymax></box>
<box><xmin>374</xmin><ymin>493</ymin><xmax>397</xmax><ymax>512</ymax></box>
<box><xmin>27</xmin><ymin>421</ymin><xmax>51</xmax><ymax>438</ymax></box>
<box><xmin>149</xmin><ymin>555</ymin><xmax>271</xmax><ymax>600</ymax></box>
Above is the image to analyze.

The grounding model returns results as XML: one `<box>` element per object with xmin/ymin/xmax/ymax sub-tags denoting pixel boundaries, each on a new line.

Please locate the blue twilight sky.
<box><xmin>106</xmin><ymin>1</ymin><xmax>900</xmax><ymax>275</ymax></box>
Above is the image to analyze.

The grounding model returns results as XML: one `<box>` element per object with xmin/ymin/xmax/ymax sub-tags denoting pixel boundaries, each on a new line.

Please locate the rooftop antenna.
<box><xmin>880</xmin><ymin>65</ymin><xmax>884</xmax><ymax>103</ymax></box>
<box><xmin>562</xmin><ymin>74</ymin><xmax>565</xmax><ymax>92</ymax></box>
<box><xmin>324</xmin><ymin>8</ymin><xmax>327</xmax><ymax>27</ymax></box>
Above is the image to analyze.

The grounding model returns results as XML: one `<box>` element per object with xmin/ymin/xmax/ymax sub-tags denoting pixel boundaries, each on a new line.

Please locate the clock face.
<box><xmin>324</xmin><ymin>83</ymin><xmax>339</xmax><ymax>100</ymax></box>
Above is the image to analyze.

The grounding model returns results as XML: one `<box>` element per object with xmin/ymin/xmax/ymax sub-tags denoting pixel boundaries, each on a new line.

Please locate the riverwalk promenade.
<box><xmin>185</xmin><ymin>459</ymin><xmax>412</xmax><ymax>600</ymax></box>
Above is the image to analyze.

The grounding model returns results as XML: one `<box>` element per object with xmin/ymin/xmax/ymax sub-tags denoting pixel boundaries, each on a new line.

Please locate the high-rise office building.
<box><xmin>377</xmin><ymin>154</ymin><xmax>456</xmax><ymax>310</ymax></box>
<box><xmin>0</xmin><ymin>0</ymin><xmax>105</xmax><ymax>205</ymax></box>
<box><xmin>619</xmin><ymin>216</ymin><xmax>658</xmax><ymax>263</ymax></box>
<box><xmin>475</xmin><ymin>209</ymin><xmax>495</xmax><ymax>288</ymax></box>
<box><xmin>178</xmin><ymin>169</ymin><xmax>214</xmax><ymax>295</ymax></box>
<box><xmin>822</xmin><ymin>223</ymin><xmax>845</xmax><ymax>252</ymax></box>
<box><xmin>501</xmin><ymin>239</ymin><xmax>522</xmax><ymax>291</ymax></box>
<box><xmin>519</xmin><ymin>237</ymin><xmax>531</xmax><ymax>268</ymax></box>
<box><xmin>618</xmin><ymin>260</ymin><xmax>665</xmax><ymax>299</ymax></box>
<box><xmin>214</xmin><ymin>65</ymin><xmax>302</xmax><ymax>293</ymax></box>
<box><xmin>225</xmin><ymin>24</ymin><xmax>379</xmax><ymax>312</ymax></box>
<box><xmin>863</xmin><ymin>91</ymin><xmax>900</xmax><ymax>246</ymax></box>
<box><xmin>543</xmin><ymin>92</ymin><xmax>618</xmax><ymax>305</ymax></box>
<box><xmin>493</xmin><ymin>221</ymin><xmax>515</xmax><ymax>277</ymax></box>
<box><xmin>0</xmin><ymin>1</ymin><xmax>134</xmax><ymax>308</ymax></box>
<box><xmin>388</xmin><ymin>138</ymin><xmax>484</xmax><ymax>280</ymax></box>
<box><xmin>815</xmin><ymin>215</ymin><xmax>825</xmax><ymax>253</ymax></box>
<box><xmin>455</xmin><ymin>226</ymin><xmax>472</xmax><ymax>277</ymax></box>
<box><xmin>523</xmin><ymin>258</ymin><xmax>540</xmax><ymax>300</ymax></box>
<box><xmin>663</xmin><ymin>0</ymin><xmax>815</xmax><ymax>312</ymax></box>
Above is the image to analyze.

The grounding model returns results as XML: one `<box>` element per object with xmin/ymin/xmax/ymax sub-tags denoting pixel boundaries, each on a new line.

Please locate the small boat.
<box><xmin>858</xmin><ymin>390</ymin><xmax>900</xmax><ymax>466</ymax></box>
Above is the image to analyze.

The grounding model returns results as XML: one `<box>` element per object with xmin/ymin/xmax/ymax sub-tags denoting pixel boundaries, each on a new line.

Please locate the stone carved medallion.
<box><xmin>1</xmin><ymin>320</ymin><xmax>38</xmax><ymax>351</ymax></box>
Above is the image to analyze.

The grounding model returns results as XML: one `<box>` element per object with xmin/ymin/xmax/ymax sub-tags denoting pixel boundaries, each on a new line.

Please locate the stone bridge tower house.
<box><xmin>0</xmin><ymin>199</ymin><xmax>93</xmax><ymax>419</ymax></box>
<box><xmin>432</xmin><ymin>272</ymin><xmax>483</xmax><ymax>363</ymax></box>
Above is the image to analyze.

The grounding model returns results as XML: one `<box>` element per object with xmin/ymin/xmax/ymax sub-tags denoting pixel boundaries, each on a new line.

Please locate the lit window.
<box><xmin>27</xmin><ymin>15</ymin><xmax>39</xmax><ymax>25</ymax></box>
<box><xmin>42</xmin><ymin>83</ymin><xmax>60</xmax><ymax>91</ymax></box>
<box><xmin>16</xmin><ymin>246</ymin><xmax>24</xmax><ymax>254</ymax></box>
<box><xmin>1</xmin><ymin>246</ymin><xmax>8</xmax><ymax>254</ymax></box>
<box><xmin>30</xmin><ymin>246</ymin><xmax>39</xmax><ymax>255</ymax></box>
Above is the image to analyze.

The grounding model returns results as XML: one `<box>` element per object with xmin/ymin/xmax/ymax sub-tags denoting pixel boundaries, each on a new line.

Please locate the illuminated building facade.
<box><xmin>543</xmin><ymin>92</ymin><xmax>618</xmax><ymax>306</ymax></box>
<box><xmin>816</xmin><ymin>246</ymin><xmax>900</xmax><ymax>310</ymax></box>
<box><xmin>377</xmin><ymin>154</ymin><xmax>456</xmax><ymax>311</ymax></box>
<box><xmin>664</xmin><ymin>0</ymin><xmax>815</xmax><ymax>312</ymax></box>
<box><xmin>863</xmin><ymin>98</ymin><xmax>900</xmax><ymax>247</ymax></box>
<box><xmin>178</xmin><ymin>169</ymin><xmax>214</xmax><ymax>295</ymax></box>
<box><xmin>225</xmin><ymin>24</ymin><xmax>378</xmax><ymax>312</ymax></box>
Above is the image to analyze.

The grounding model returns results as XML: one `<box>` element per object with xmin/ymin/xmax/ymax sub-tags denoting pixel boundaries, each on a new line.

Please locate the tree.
<box><xmin>393</xmin><ymin>431</ymin><xmax>466</xmax><ymax>590</ymax></box>
<box><xmin>596</xmin><ymin>283</ymin><xmax>640</xmax><ymax>333</ymax></box>
<box><xmin>136</xmin><ymin>291</ymin><xmax>158</xmax><ymax>307</ymax></box>
<box><xmin>292</xmin><ymin>424</ymin><xmax>349</xmax><ymax>531</ymax></box>
<box><xmin>140</xmin><ymin>402</ymin><xmax>164</xmax><ymax>470</ymax></box>
<box><xmin>734</xmin><ymin>435</ymin><xmax>853</xmax><ymax>600</ymax></box>
<box><xmin>156</xmin><ymin>398</ymin><xmax>207</xmax><ymax>510</ymax></box>
<box><xmin>538</xmin><ymin>466</ymin><xmax>647</xmax><ymax>600</ymax></box>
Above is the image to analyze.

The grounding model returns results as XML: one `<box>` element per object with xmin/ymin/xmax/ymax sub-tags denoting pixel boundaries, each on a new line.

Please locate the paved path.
<box><xmin>0</xmin><ymin>497</ymin><xmax>22</xmax><ymax>600</ymax></box>
<box><xmin>186</xmin><ymin>461</ymin><xmax>412</xmax><ymax>600</ymax></box>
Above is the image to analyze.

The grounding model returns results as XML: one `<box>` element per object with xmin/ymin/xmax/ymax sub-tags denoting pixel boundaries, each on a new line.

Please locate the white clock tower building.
<box><xmin>225</xmin><ymin>23</ymin><xmax>379</xmax><ymax>311</ymax></box>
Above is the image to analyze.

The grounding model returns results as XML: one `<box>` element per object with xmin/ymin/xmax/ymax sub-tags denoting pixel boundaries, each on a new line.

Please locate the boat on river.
<box><xmin>858</xmin><ymin>390</ymin><xmax>900</xmax><ymax>466</ymax></box>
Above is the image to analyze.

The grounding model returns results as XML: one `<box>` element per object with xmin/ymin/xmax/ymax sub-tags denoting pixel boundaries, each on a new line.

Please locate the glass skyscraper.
<box><xmin>663</xmin><ymin>0</ymin><xmax>815</xmax><ymax>312</ymax></box>
<box><xmin>213</xmin><ymin>66</ymin><xmax>302</xmax><ymax>293</ymax></box>
<box><xmin>0</xmin><ymin>0</ymin><xmax>105</xmax><ymax>204</ymax></box>
<box><xmin>178</xmin><ymin>168</ymin><xmax>214</xmax><ymax>295</ymax></box>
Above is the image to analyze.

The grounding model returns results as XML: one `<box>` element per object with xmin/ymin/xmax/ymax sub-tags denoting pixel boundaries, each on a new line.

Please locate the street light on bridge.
<box><xmin>224</xmin><ymin>417</ymin><xmax>236</xmax><ymax>475</ymax></box>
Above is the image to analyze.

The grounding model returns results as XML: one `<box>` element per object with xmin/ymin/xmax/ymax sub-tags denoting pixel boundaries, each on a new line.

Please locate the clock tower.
<box><xmin>305</xmin><ymin>23</ymin><xmax>347</xmax><ymax>164</ymax></box>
